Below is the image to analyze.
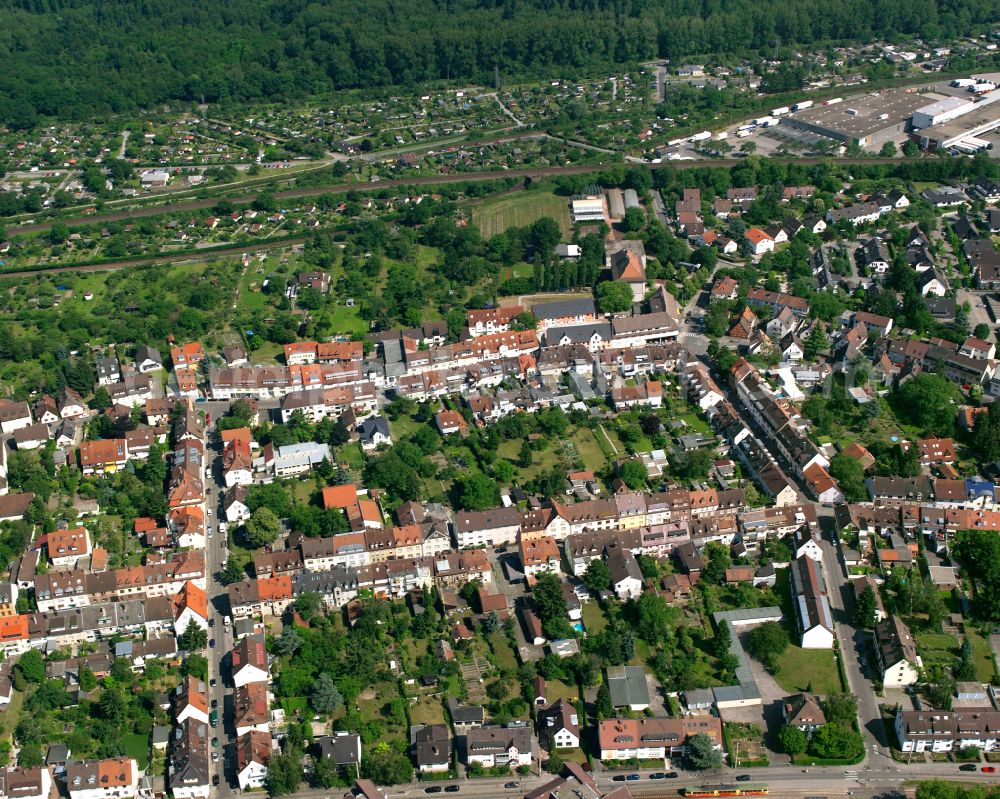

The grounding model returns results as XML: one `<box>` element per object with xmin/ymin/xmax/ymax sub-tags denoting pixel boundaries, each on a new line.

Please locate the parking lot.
<box><xmin>759</xmin><ymin>125</ymin><xmax>835</xmax><ymax>150</ymax></box>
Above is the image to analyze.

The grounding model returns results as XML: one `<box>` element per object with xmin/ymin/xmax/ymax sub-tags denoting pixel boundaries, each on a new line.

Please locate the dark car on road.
<box><xmin>626</xmin><ymin>774</ymin><xmax>640</xmax><ymax>781</ymax></box>
<box><xmin>424</xmin><ymin>788</ymin><xmax>443</xmax><ymax>794</ymax></box>
<box><xmin>445</xmin><ymin>787</ymin><xmax>460</xmax><ymax>793</ymax></box>
<box><xmin>504</xmin><ymin>783</ymin><xmax>519</xmax><ymax>789</ymax></box>
<box><xmin>960</xmin><ymin>764</ymin><xmax>978</xmax><ymax>772</ymax></box>
<box><xmin>736</xmin><ymin>775</ymin><xmax>753</xmax><ymax>782</ymax></box>
<box><xmin>612</xmin><ymin>776</ymin><xmax>626</xmax><ymax>782</ymax></box>
<box><xmin>649</xmin><ymin>773</ymin><xmax>666</xmax><ymax>780</ymax></box>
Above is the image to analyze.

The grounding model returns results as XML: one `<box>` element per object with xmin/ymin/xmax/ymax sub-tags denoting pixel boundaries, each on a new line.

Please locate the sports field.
<box><xmin>472</xmin><ymin>191</ymin><xmax>571</xmax><ymax>238</ymax></box>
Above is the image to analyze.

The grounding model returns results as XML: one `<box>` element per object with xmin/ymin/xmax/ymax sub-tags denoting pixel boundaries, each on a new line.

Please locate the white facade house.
<box><xmin>231</xmin><ymin>637</ymin><xmax>270</xmax><ymax>689</ymax></box>
<box><xmin>792</xmin><ymin>529</ymin><xmax>823</xmax><ymax>562</ymax></box>
<box><xmin>896</xmin><ymin>708</ymin><xmax>1000</xmax><ymax>753</ymax></box>
<box><xmin>464</xmin><ymin>727</ymin><xmax>533</xmax><ymax>768</ymax></box>
<box><xmin>875</xmin><ymin>616</ymin><xmax>921</xmax><ymax>688</ymax></box>
<box><xmin>235</xmin><ymin>731</ymin><xmax>271</xmax><ymax>791</ymax></box>
<box><xmin>271</xmin><ymin>442</ymin><xmax>332</xmax><ymax>478</ymax></box>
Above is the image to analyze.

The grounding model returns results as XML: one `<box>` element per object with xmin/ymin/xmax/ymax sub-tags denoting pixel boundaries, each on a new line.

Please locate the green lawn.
<box><xmin>0</xmin><ymin>689</ymin><xmax>24</xmax><ymax>737</ymax></box>
<box><xmin>581</xmin><ymin>601</ymin><xmax>608</xmax><ymax>635</ymax></box>
<box><xmin>570</xmin><ymin>428</ymin><xmax>610</xmax><ymax>473</ymax></box>
<box><xmin>544</xmin><ymin>680</ymin><xmax>581</xmax><ymax>704</ymax></box>
<box><xmin>334</xmin><ymin>442</ymin><xmax>366</xmax><ymax>470</ymax></box>
<box><xmin>410</xmin><ymin>696</ymin><xmax>446</xmax><ymax>726</ymax></box>
<box><xmin>489</xmin><ymin>632</ymin><xmax>519</xmax><ymax>671</ymax></box>
<box><xmin>772</xmin><ymin>645</ymin><xmax>843</xmax><ymax>696</ymax></box>
<box><xmin>122</xmin><ymin>733</ymin><xmax>150</xmax><ymax>770</ymax></box>
<box><xmin>237</xmin><ymin>268</ymin><xmax>270</xmax><ymax>311</ymax></box>
<box><xmin>327</xmin><ymin>303</ymin><xmax>369</xmax><ymax>337</ymax></box>
<box><xmin>389</xmin><ymin>414</ymin><xmax>427</xmax><ymax>442</ymax></box>
<box><xmin>678</xmin><ymin>413</ymin><xmax>711</xmax><ymax>434</ymax></box>
<box><xmin>472</xmin><ymin>191</ymin><xmax>572</xmax><ymax>238</ymax></box>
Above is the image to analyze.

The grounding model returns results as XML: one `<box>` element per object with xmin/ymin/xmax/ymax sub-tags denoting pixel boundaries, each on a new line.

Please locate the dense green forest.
<box><xmin>1</xmin><ymin>0</ymin><xmax>998</xmax><ymax>126</ymax></box>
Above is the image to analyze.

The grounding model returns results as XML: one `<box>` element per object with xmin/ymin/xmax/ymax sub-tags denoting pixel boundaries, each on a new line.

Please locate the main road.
<box><xmin>272</xmin><ymin>759</ymin><xmax>997</xmax><ymax>799</ymax></box>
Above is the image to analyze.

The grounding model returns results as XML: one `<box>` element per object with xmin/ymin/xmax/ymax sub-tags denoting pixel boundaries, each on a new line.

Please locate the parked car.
<box><xmin>212</xmin><ymin>776</ymin><xmax>220</xmax><ymax>787</ymax></box>
<box><xmin>424</xmin><ymin>788</ymin><xmax>443</xmax><ymax>794</ymax></box>
<box><xmin>504</xmin><ymin>783</ymin><xmax>519</xmax><ymax>789</ymax></box>
<box><xmin>983</xmin><ymin>766</ymin><xmax>997</xmax><ymax>774</ymax></box>
<box><xmin>664</xmin><ymin>773</ymin><xmax>678</xmax><ymax>779</ymax></box>
<box><xmin>960</xmin><ymin>764</ymin><xmax>978</xmax><ymax>772</ymax></box>
<box><xmin>612</xmin><ymin>776</ymin><xmax>626</xmax><ymax>782</ymax></box>
<box><xmin>626</xmin><ymin>774</ymin><xmax>640</xmax><ymax>782</ymax></box>
<box><xmin>736</xmin><ymin>776</ymin><xmax>753</xmax><ymax>782</ymax></box>
<box><xmin>649</xmin><ymin>773</ymin><xmax>666</xmax><ymax>780</ymax></box>
<box><xmin>444</xmin><ymin>787</ymin><xmax>460</xmax><ymax>793</ymax></box>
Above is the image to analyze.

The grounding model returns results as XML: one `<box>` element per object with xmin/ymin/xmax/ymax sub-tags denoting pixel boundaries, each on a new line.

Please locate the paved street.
<box><xmin>272</xmin><ymin>757</ymin><xmax>1000</xmax><ymax>799</ymax></box>
<box><xmin>819</xmin><ymin>534</ymin><xmax>888</xmax><ymax>758</ymax></box>
<box><xmin>204</xmin><ymin>429</ymin><xmax>237</xmax><ymax>796</ymax></box>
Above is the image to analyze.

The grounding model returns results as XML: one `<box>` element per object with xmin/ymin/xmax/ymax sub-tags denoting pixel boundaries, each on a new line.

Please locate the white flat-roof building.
<box><xmin>912</xmin><ymin>96</ymin><xmax>975</xmax><ymax>129</ymax></box>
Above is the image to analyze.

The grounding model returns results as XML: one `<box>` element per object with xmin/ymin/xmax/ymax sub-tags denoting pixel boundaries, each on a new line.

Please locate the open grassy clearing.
<box><xmin>122</xmin><ymin>733</ymin><xmax>151</xmax><ymax>769</ymax></box>
<box><xmin>580</xmin><ymin>600</ymin><xmax>608</xmax><ymax>635</ymax></box>
<box><xmin>488</xmin><ymin>632</ymin><xmax>519</xmax><ymax>671</ymax></box>
<box><xmin>918</xmin><ymin>631</ymin><xmax>997</xmax><ymax>683</ymax></box>
<box><xmin>772</xmin><ymin>645</ymin><xmax>842</xmax><ymax>696</ymax></box>
<box><xmin>409</xmin><ymin>696</ymin><xmax>446</xmax><ymax>726</ymax></box>
<box><xmin>570</xmin><ymin>427</ymin><xmax>611</xmax><ymax>472</ymax></box>
<box><xmin>472</xmin><ymin>191</ymin><xmax>571</xmax><ymax>238</ymax></box>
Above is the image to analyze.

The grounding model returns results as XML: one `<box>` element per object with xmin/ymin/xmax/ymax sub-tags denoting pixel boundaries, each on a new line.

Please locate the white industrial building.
<box><xmin>911</xmin><ymin>96</ymin><xmax>975</xmax><ymax>129</ymax></box>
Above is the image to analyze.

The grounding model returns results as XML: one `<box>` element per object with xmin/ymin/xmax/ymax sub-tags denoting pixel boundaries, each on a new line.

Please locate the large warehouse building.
<box><xmin>911</xmin><ymin>96</ymin><xmax>976</xmax><ymax>129</ymax></box>
<box><xmin>917</xmin><ymin>90</ymin><xmax>1000</xmax><ymax>150</ymax></box>
<box><xmin>781</xmin><ymin>90</ymin><xmax>931</xmax><ymax>149</ymax></box>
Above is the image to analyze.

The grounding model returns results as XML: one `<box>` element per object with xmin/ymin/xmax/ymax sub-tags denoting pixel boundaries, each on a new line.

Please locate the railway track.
<box><xmin>7</xmin><ymin>157</ymin><xmax>896</xmax><ymax>237</ymax></box>
<box><xmin>0</xmin><ymin>237</ymin><xmax>309</xmax><ymax>278</ymax></box>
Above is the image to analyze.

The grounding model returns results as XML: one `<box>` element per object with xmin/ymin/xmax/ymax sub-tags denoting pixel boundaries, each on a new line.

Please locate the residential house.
<box><xmin>895</xmin><ymin>708</ymin><xmax>1000</xmax><ymax>753</ymax></box>
<box><xmin>316</xmin><ymin>733</ymin><xmax>362</xmax><ymax>778</ymax></box>
<box><xmin>463</xmin><ymin>725</ymin><xmax>533</xmax><ymax>768</ymax></box>
<box><xmin>782</xmin><ymin>694</ymin><xmax>826</xmax><ymax>734</ymax></box>
<box><xmin>233</xmin><ymin>681</ymin><xmax>270</xmax><ymax>736</ymax></box>
<box><xmin>66</xmin><ymin>759</ymin><xmax>138</xmax><ymax>799</ymax></box>
<box><xmin>538</xmin><ymin>699</ymin><xmax>581</xmax><ymax>751</ymax></box>
<box><xmin>231</xmin><ymin>636</ymin><xmax>269</xmax><ymax>689</ymax></box>
<box><xmin>168</xmin><ymin>720</ymin><xmax>210</xmax><ymax>799</ymax></box>
<box><xmin>596</xmin><ymin>717</ymin><xmax>723</xmax><ymax>761</ymax></box>
<box><xmin>875</xmin><ymin>616</ymin><xmax>920</xmax><ymax>687</ymax></box>
<box><xmin>235</xmin><ymin>731</ymin><xmax>272</xmax><ymax>791</ymax></box>
<box><xmin>412</xmin><ymin>725</ymin><xmax>452</xmax><ymax>774</ymax></box>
